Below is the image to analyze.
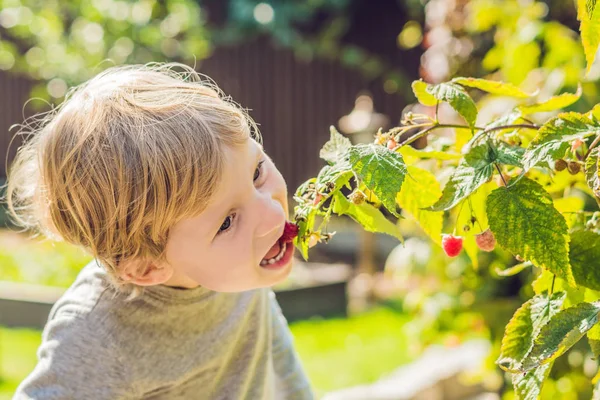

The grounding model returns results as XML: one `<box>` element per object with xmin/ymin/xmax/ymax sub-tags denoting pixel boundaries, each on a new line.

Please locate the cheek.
<box><xmin>193</xmin><ymin>236</ymin><xmax>256</xmax><ymax>282</ymax></box>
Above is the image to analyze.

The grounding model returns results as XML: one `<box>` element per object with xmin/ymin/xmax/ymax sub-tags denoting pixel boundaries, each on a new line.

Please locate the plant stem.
<box><xmin>585</xmin><ymin>135</ymin><xmax>600</xmax><ymax>160</ymax></box>
<box><xmin>398</xmin><ymin>123</ymin><xmax>540</xmax><ymax>148</ymax></box>
<box><xmin>494</xmin><ymin>163</ymin><xmax>508</xmax><ymax>187</ymax></box>
<box><xmin>550</xmin><ymin>274</ymin><xmax>556</xmax><ymax>295</ymax></box>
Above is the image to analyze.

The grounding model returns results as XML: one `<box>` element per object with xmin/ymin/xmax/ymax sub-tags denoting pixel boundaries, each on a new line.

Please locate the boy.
<box><xmin>5</xmin><ymin>62</ymin><xmax>314</xmax><ymax>399</ymax></box>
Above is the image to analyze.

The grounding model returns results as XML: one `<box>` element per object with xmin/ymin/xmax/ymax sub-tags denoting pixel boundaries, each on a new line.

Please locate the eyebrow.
<box><xmin>208</xmin><ymin>143</ymin><xmax>263</xmax><ymax>239</ymax></box>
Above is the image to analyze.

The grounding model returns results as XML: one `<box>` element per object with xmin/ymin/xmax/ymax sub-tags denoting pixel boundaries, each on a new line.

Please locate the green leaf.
<box><xmin>589</xmin><ymin>0</ymin><xmax>599</xmax><ymax>16</ymax></box>
<box><xmin>347</xmin><ymin>144</ymin><xmax>407</xmax><ymax>218</ymax></box>
<box><xmin>497</xmin><ymin>292</ymin><xmax>566</xmax><ymax>373</ymax></box>
<box><xmin>315</xmin><ymin>164</ymin><xmax>353</xmax><ymax>195</ymax></box>
<box><xmin>519</xmin><ymin>85</ymin><xmax>583</xmax><ymax>114</ymax></box>
<box><xmin>293</xmin><ymin>203</ymin><xmax>318</xmax><ymax>260</ymax></box>
<box><xmin>452</xmin><ymin>77</ymin><xmax>535</xmax><ymax>98</ymax></box>
<box><xmin>428</xmin><ymin>143</ymin><xmax>497</xmax><ymax>211</ymax></box>
<box><xmin>495</xmin><ymin>140</ymin><xmax>525</xmax><ymax>167</ymax></box>
<box><xmin>570</xmin><ymin>230</ymin><xmax>600</xmax><ymax>291</ymax></box>
<box><xmin>427</xmin><ymin>82</ymin><xmax>478</xmax><ymax>127</ymax></box>
<box><xmin>523</xmin><ymin>111</ymin><xmax>600</xmax><ymax>171</ymax></box>
<box><xmin>396</xmin><ymin>166</ymin><xmax>444</xmax><ymax>245</ymax></box>
<box><xmin>586</xmin><ymin>146</ymin><xmax>600</xmax><ymax>196</ymax></box>
<box><xmin>588</xmin><ymin>323</ymin><xmax>600</xmax><ymax>359</ymax></box>
<box><xmin>578</xmin><ymin>0</ymin><xmax>600</xmax><ymax>74</ymax></box>
<box><xmin>521</xmin><ymin>301</ymin><xmax>600</xmax><ymax>372</ymax></box>
<box><xmin>332</xmin><ymin>191</ymin><xmax>403</xmax><ymax>242</ymax></box>
<box><xmin>320</xmin><ymin>125</ymin><xmax>352</xmax><ymax>164</ymax></box>
<box><xmin>487</xmin><ymin>177</ymin><xmax>574</xmax><ymax>285</ymax></box>
<box><xmin>513</xmin><ymin>363</ymin><xmax>553</xmax><ymax>400</ymax></box>
<box><xmin>411</xmin><ymin>79</ymin><xmax>438</xmax><ymax>106</ymax></box>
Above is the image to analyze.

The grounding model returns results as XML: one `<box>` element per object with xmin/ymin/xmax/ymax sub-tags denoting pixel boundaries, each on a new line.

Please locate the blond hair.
<box><xmin>3</xmin><ymin>62</ymin><xmax>260</xmax><ymax>289</ymax></box>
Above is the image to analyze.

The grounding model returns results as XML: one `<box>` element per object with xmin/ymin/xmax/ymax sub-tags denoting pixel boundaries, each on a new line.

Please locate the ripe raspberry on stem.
<box><xmin>442</xmin><ymin>234</ymin><xmax>463</xmax><ymax>257</ymax></box>
<box><xmin>281</xmin><ymin>221</ymin><xmax>299</xmax><ymax>242</ymax></box>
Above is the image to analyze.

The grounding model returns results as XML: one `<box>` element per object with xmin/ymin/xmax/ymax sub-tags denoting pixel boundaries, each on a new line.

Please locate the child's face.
<box><xmin>163</xmin><ymin>138</ymin><xmax>293</xmax><ymax>292</ymax></box>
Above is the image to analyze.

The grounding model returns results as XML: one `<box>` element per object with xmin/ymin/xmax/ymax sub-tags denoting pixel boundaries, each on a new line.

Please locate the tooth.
<box><xmin>260</xmin><ymin>260</ymin><xmax>267</xmax><ymax>266</ymax></box>
<box><xmin>268</xmin><ymin>259</ymin><xmax>276</xmax><ymax>264</ymax></box>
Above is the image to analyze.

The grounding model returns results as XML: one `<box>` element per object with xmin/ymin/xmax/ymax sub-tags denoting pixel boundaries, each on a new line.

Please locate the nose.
<box><xmin>254</xmin><ymin>193</ymin><xmax>286</xmax><ymax>239</ymax></box>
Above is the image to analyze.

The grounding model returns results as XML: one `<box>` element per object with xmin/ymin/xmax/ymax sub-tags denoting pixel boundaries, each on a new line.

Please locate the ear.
<box><xmin>119</xmin><ymin>259</ymin><xmax>174</xmax><ymax>287</ymax></box>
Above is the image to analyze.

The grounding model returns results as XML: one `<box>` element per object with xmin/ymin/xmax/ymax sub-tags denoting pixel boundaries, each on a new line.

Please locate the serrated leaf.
<box><xmin>411</xmin><ymin>79</ymin><xmax>438</xmax><ymax>106</ymax></box>
<box><xmin>497</xmin><ymin>292</ymin><xmax>566</xmax><ymax>373</ymax></box>
<box><xmin>396</xmin><ymin>166</ymin><xmax>443</xmax><ymax>245</ymax></box>
<box><xmin>487</xmin><ymin>177</ymin><xmax>574</xmax><ymax>285</ymax></box>
<box><xmin>428</xmin><ymin>143</ymin><xmax>497</xmax><ymax>211</ymax></box>
<box><xmin>555</xmin><ymin>196</ymin><xmax>586</xmax><ymax>229</ymax></box>
<box><xmin>452</xmin><ymin>77</ymin><xmax>535</xmax><ymax>98</ymax></box>
<box><xmin>523</xmin><ymin>111</ymin><xmax>600</xmax><ymax>171</ymax></box>
<box><xmin>513</xmin><ymin>362</ymin><xmax>553</xmax><ymax>400</ymax></box>
<box><xmin>570</xmin><ymin>230</ymin><xmax>600</xmax><ymax>291</ymax></box>
<box><xmin>586</xmin><ymin>146</ymin><xmax>600</xmax><ymax>196</ymax></box>
<box><xmin>519</xmin><ymin>85</ymin><xmax>583</xmax><ymax>114</ymax></box>
<box><xmin>495</xmin><ymin>140</ymin><xmax>525</xmax><ymax>167</ymax></box>
<box><xmin>521</xmin><ymin>301</ymin><xmax>600</xmax><ymax>372</ymax></box>
<box><xmin>332</xmin><ymin>191</ymin><xmax>403</xmax><ymax>242</ymax></box>
<box><xmin>315</xmin><ymin>164</ymin><xmax>353</xmax><ymax>194</ymax></box>
<box><xmin>588</xmin><ymin>323</ymin><xmax>600</xmax><ymax>358</ymax></box>
<box><xmin>347</xmin><ymin>144</ymin><xmax>407</xmax><ymax>218</ymax></box>
<box><xmin>427</xmin><ymin>82</ymin><xmax>478</xmax><ymax>127</ymax></box>
<box><xmin>320</xmin><ymin>125</ymin><xmax>352</xmax><ymax>164</ymax></box>
<box><xmin>578</xmin><ymin>0</ymin><xmax>600</xmax><ymax>74</ymax></box>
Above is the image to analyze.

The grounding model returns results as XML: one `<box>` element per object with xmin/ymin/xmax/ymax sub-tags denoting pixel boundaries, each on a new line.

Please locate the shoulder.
<box><xmin>47</xmin><ymin>259</ymin><xmax>115</xmax><ymax>321</ymax></box>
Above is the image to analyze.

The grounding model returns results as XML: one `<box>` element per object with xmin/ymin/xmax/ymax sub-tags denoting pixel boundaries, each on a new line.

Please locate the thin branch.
<box><xmin>585</xmin><ymin>135</ymin><xmax>600</xmax><ymax>160</ymax></box>
<box><xmin>398</xmin><ymin>123</ymin><xmax>540</xmax><ymax>149</ymax></box>
<box><xmin>494</xmin><ymin>163</ymin><xmax>508</xmax><ymax>187</ymax></box>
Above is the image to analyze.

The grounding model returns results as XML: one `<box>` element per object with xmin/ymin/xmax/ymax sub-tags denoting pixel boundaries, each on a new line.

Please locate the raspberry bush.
<box><xmin>292</xmin><ymin>1</ymin><xmax>600</xmax><ymax>397</ymax></box>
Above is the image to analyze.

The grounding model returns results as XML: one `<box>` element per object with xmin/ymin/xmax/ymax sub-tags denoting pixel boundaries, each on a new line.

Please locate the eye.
<box><xmin>218</xmin><ymin>213</ymin><xmax>236</xmax><ymax>235</ymax></box>
<box><xmin>254</xmin><ymin>160</ymin><xmax>265</xmax><ymax>182</ymax></box>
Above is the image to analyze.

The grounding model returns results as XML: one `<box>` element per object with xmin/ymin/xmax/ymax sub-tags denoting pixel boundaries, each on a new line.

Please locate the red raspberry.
<box><xmin>280</xmin><ymin>222</ymin><xmax>299</xmax><ymax>242</ymax></box>
<box><xmin>475</xmin><ymin>228</ymin><xmax>496</xmax><ymax>252</ymax></box>
<box><xmin>442</xmin><ymin>234</ymin><xmax>463</xmax><ymax>257</ymax></box>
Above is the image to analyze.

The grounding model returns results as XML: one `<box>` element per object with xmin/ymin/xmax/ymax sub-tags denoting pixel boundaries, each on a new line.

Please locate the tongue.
<box><xmin>264</xmin><ymin>241</ymin><xmax>281</xmax><ymax>260</ymax></box>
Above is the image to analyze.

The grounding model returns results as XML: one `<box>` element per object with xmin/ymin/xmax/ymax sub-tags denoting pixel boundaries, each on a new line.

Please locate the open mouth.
<box><xmin>259</xmin><ymin>222</ymin><xmax>298</xmax><ymax>268</ymax></box>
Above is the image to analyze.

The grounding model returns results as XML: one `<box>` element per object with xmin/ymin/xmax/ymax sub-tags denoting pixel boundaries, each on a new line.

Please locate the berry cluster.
<box><xmin>441</xmin><ymin>228</ymin><xmax>496</xmax><ymax>257</ymax></box>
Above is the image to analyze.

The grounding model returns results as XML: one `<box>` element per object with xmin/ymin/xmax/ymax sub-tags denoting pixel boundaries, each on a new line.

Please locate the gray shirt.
<box><xmin>13</xmin><ymin>261</ymin><xmax>314</xmax><ymax>399</ymax></box>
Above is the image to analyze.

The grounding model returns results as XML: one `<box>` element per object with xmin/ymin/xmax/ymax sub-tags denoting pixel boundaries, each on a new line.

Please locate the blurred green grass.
<box><xmin>0</xmin><ymin>307</ymin><xmax>411</xmax><ymax>399</ymax></box>
<box><xmin>0</xmin><ymin>328</ymin><xmax>42</xmax><ymax>400</ymax></box>
<box><xmin>0</xmin><ymin>230</ymin><xmax>92</xmax><ymax>287</ymax></box>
